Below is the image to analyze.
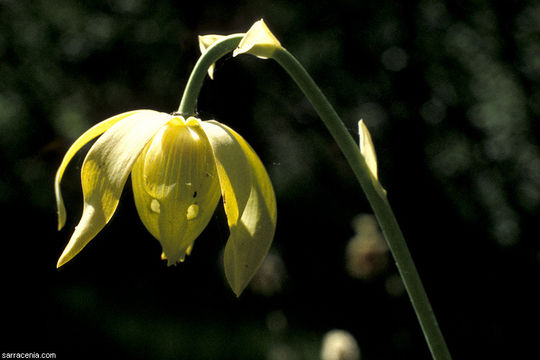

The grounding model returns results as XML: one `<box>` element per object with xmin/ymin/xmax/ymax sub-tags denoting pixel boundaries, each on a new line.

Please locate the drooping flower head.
<box><xmin>55</xmin><ymin>111</ymin><xmax>276</xmax><ymax>296</ymax></box>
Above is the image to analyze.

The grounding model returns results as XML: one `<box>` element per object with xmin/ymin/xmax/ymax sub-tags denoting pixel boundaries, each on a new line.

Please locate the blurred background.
<box><xmin>1</xmin><ymin>0</ymin><xmax>539</xmax><ymax>358</ymax></box>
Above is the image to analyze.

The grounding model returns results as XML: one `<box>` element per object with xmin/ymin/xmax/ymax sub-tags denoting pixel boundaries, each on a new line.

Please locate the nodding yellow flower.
<box><xmin>55</xmin><ymin>110</ymin><xmax>277</xmax><ymax>296</ymax></box>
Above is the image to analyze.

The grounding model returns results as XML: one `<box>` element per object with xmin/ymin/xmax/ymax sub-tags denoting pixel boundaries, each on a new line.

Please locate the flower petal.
<box><xmin>55</xmin><ymin>110</ymin><xmax>141</xmax><ymax>230</ymax></box>
<box><xmin>57</xmin><ymin>110</ymin><xmax>171</xmax><ymax>268</ymax></box>
<box><xmin>131</xmin><ymin>117</ymin><xmax>221</xmax><ymax>264</ymax></box>
<box><xmin>201</xmin><ymin>121</ymin><xmax>277</xmax><ymax>296</ymax></box>
<box><xmin>233</xmin><ymin>19</ymin><xmax>282</xmax><ymax>59</ymax></box>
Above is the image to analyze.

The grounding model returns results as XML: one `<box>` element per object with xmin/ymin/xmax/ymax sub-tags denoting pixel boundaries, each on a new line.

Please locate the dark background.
<box><xmin>2</xmin><ymin>0</ymin><xmax>539</xmax><ymax>359</ymax></box>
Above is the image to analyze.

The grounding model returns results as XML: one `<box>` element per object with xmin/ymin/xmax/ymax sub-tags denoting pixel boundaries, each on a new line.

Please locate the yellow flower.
<box><xmin>55</xmin><ymin>110</ymin><xmax>277</xmax><ymax>296</ymax></box>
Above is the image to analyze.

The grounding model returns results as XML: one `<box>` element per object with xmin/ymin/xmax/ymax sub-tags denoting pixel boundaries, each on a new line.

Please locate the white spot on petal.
<box><xmin>186</xmin><ymin>204</ymin><xmax>199</xmax><ymax>220</ymax></box>
<box><xmin>150</xmin><ymin>199</ymin><xmax>161</xmax><ymax>213</ymax></box>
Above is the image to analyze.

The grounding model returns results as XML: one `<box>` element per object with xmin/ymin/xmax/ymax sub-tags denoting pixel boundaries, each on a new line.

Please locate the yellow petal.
<box><xmin>57</xmin><ymin>110</ymin><xmax>171</xmax><ymax>268</ymax></box>
<box><xmin>358</xmin><ymin>119</ymin><xmax>378</xmax><ymax>180</ymax></box>
<box><xmin>233</xmin><ymin>19</ymin><xmax>282</xmax><ymax>59</ymax></box>
<box><xmin>131</xmin><ymin>116</ymin><xmax>221</xmax><ymax>265</ymax></box>
<box><xmin>55</xmin><ymin>110</ymin><xmax>141</xmax><ymax>230</ymax></box>
<box><xmin>201</xmin><ymin>121</ymin><xmax>277</xmax><ymax>296</ymax></box>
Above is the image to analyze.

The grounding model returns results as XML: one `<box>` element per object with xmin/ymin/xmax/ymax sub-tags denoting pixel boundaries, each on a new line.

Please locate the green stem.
<box><xmin>272</xmin><ymin>48</ymin><xmax>451</xmax><ymax>360</ymax></box>
<box><xmin>178</xmin><ymin>34</ymin><xmax>244</xmax><ymax>116</ymax></box>
<box><xmin>177</xmin><ymin>32</ymin><xmax>451</xmax><ymax>359</ymax></box>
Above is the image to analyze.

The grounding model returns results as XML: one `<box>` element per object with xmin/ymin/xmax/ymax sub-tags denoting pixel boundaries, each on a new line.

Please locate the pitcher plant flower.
<box><xmin>53</xmin><ymin>19</ymin><xmax>451</xmax><ymax>358</ymax></box>
<box><xmin>55</xmin><ymin>110</ymin><xmax>276</xmax><ymax>296</ymax></box>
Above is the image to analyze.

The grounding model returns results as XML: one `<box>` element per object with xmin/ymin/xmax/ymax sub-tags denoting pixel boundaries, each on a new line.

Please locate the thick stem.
<box><xmin>272</xmin><ymin>48</ymin><xmax>452</xmax><ymax>360</ymax></box>
<box><xmin>177</xmin><ymin>34</ymin><xmax>244</xmax><ymax>116</ymax></box>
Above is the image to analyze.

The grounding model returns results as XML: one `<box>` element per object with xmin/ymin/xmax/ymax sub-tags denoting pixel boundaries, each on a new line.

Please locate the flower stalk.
<box><xmin>261</xmin><ymin>47</ymin><xmax>451</xmax><ymax>360</ymax></box>
<box><xmin>185</xmin><ymin>20</ymin><xmax>451</xmax><ymax>359</ymax></box>
<box><xmin>178</xmin><ymin>34</ymin><xmax>244</xmax><ymax>116</ymax></box>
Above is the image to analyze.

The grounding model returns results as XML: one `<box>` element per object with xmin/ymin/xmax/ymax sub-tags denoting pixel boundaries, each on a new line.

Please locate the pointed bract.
<box><xmin>358</xmin><ymin>119</ymin><xmax>378</xmax><ymax>180</ymax></box>
<box><xmin>198</xmin><ymin>33</ymin><xmax>245</xmax><ymax>79</ymax></box>
<box><xmin>233</xmin><ymin>19</ymin><xmax>282</xmax><ymax>59</ymax></box>
<box><xmin>198</xmin><ymin>34</ymin><xmax>226</xmax><ymax>79</ymax></box>
<box><xmin>198</xmin><ymin>34</ymin><xmax>226</xmax><ymax>53</ymax></box>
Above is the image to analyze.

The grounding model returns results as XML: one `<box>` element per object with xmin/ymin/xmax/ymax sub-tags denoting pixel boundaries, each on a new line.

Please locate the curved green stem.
<box><xmin>272</xmin><ymin>48</ymin><xmax>451</xmax><ymax>360</ymax></box>
<box><xmin>177</xmin><ymin>31</ymin><xmax>451</xmax><ymax>359</ymax></box>
<box><xmin>177</xmin><ymin>34</ymin><xmax>244</xmax><ymax>116</ymax></box>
